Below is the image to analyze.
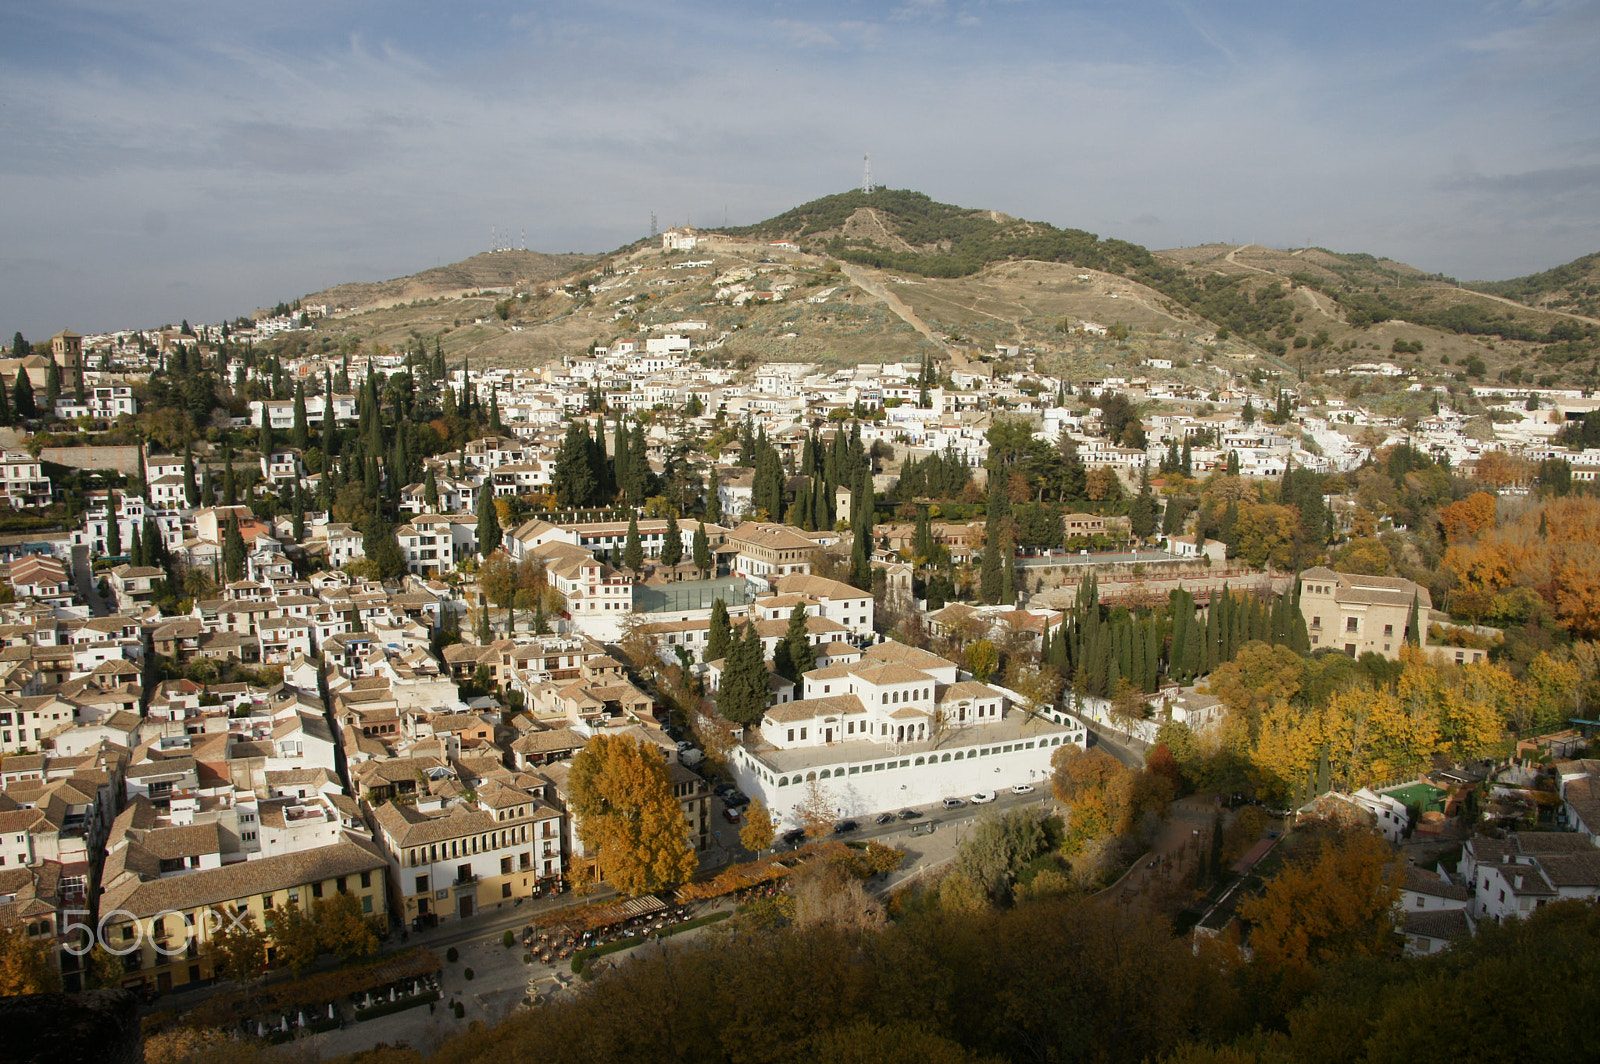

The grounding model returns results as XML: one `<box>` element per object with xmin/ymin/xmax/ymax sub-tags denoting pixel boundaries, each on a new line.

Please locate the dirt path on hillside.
<box><xmin>1462</xmin><ymin>287</ymin><xmax>1600</xmax><ymax>327</ymax></box>
<box><xmin>841</xmin><ymin>262</ymin><xmax>967</xmax><ymax>370</ymax></box>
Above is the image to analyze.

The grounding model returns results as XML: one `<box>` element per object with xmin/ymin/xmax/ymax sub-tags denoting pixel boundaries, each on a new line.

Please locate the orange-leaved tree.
<box><xmin>569</xmin><ymin>733</ymin><xmax>698</xmax><ymax>895</ymax></box>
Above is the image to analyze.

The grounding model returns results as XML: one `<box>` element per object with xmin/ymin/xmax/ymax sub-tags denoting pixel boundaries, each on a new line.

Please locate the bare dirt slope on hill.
<box><xmin>305</xmin><ymin>250</ymin><xmax>599</xmax><ymax>313</ymax></box>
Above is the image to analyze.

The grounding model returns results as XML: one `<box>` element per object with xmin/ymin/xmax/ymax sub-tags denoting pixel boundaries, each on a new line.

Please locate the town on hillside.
<box><xmin>1</xmin><ymin>276</ymin><xmax>1599</xmax><ymax>1037</ymax></box>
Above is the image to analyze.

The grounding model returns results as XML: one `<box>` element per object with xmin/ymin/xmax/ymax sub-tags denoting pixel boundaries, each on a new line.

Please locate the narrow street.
<box><xmin>71</xmin><ymin>544</ymin><xmax>108</xmax><ymax>616</ymax></box>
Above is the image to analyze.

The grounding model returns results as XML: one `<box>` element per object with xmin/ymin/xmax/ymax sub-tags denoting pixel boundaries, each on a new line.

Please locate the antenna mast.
<box><xmin>862</xmin><ymin>153</ymin><xmax>874</xmax><ymax>194</ymax></box>
<box><xmin>650</xmin><ymin>212</ymin><xmax>658</xmax><ymax>237</ymax></box>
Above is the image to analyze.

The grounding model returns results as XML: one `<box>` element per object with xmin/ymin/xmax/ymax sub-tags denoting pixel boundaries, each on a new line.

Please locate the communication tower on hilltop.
<box><xmin>862</xmin><ymin>153</ymin><xmax>874</xmax><ymax>194</ymax></box>
<box><xmin>650</xmin><ymin>212</ymin><xmax>658</xmax><ymax>237</ymax></box>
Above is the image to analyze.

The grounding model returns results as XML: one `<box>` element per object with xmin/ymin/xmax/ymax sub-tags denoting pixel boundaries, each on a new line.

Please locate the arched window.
<box><xmin>941</xmin><ymin>753</ymin><xmax>952</xmax><ymax>762</ymax></box>
<box><xmin>819</xmin><ymin>769</ymin><xmax>831</xmax><ymax>779</ymax></box>
<box><xmin>954</xmin><ymin>751</ymin><xmax>964</xmax><ymax>760</ymax></box>
<box><xmin>807</xmin><ymin>771</ymin><xmax>816</xmax><ymax>782</ymax></box>
<box><xmin>915</xmin><ymin>757</ymin><xmax>925</xmax><ymax>766</ymax></box>
<box><xmin>778</xmin><ymin>776</ymin><xmax>789</xmax><ymax>786</ymax></box>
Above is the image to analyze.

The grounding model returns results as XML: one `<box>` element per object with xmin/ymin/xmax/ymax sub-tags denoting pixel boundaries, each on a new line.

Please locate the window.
<box><xmin>1311</xmin><ymin>616</ymin><xmax>1321</xmax><ymax>628</ymax></box>
<box><xmin>415</xmin><ymin>875</ymin><xmax>428</xmax><ymax>894</ymax></box>
<box><xmin>361</xmin><ymin>871</ymin><xmax>371</xmax><ymax>888</ymax></box>
<box><xmin>501</xmin><ymin>883</ymin><xmax>512</xmax><ymax>899</ymax></box>
<box><xmin>362</xmin><ymin>895</ymin><xmax>373</xmax><ymax>914</ymax></box>
<box><xmin>311</xmin><ymin>882</ymin><xmax>323</xmax><ymax>898</ymax></box>
<box><xmin>1345</xmin><ymin>617</ymin><xmax>1359</xmax><ymax>632</ymax></box>
<box><xmin>1383</xmin><ymin>624</ymin><xmax>1394</xmax><ymax>637</ymax></box>
<box><xmin>501</xmin><ymin>857</ymin><xmax>512</xmax><ymax>875</ymax></box>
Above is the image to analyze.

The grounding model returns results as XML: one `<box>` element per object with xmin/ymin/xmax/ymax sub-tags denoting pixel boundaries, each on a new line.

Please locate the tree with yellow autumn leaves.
<box><xmin>569</xmin><ymin>733</ymin><xmax>699</xmax><ymax>896</ymax></box>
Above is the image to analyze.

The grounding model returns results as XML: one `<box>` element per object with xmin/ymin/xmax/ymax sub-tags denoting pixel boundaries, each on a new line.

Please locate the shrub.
<box><xmin>452</xmin><ymin>1001</ymin><xmax>465</xmax><ymax>1019</ymax></box>
<box><xmin>502</xmin><ymin>930</ymin><xmax>516</xmax><ymax>948</ymax></box>
<box><xmin>464</xmin><ymin>968</ymin><xmax>474</xmax><ymax>981</ymax></box>
<box><xmin>446</xmin><ymin>946</ymin><xmax>459</xmax><ymax>963</ymax></box>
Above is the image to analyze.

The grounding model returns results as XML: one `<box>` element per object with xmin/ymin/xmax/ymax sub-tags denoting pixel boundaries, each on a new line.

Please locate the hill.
<box><xmin>715</xmin><ymin>188</ymin><xmax>1157</xmax><ymax>279</ymax></box>
<box><xmin>267</xmin><ymin>190</ymin><xmax>1600</xmax><ymax>388</ymax></box>
<box><xmin>303</xmin><ymin>249</ymin><xmax>600</xmax><ymax>313</ymax></box>
<box><xmin>1467</xmin><ymin>250</ymin><xmax>1600</xmax><ymax>318</ymax></box>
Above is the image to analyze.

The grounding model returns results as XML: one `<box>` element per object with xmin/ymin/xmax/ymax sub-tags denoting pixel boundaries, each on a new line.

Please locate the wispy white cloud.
<box><xmin>0</xmin><ymin>0</ymin><xmax>1596</xmax><ymax>334</ymax></box>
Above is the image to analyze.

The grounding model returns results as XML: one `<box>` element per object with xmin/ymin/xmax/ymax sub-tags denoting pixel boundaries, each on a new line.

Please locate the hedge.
<box><xmin>354</xmin><ymin>990</ymin><xmax>440</xmax><ymax>1023</ymax></box>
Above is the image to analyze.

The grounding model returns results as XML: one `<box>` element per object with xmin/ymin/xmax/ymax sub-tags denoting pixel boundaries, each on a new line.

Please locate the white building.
<box><xmin>728</xmin><ymin>642</ymin><xmax>1083</xmax><ymax>824</ymax></box>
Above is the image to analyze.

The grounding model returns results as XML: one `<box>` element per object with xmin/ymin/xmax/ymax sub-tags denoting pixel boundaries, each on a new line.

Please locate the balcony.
<box><xmin>453</xmin><ymin>873</ymin><xmax>478</xmax><ymax>887</ymax></box>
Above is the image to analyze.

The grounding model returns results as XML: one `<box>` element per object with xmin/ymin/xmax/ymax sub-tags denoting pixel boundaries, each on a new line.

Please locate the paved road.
<box><xmin>71</xmin><ymin>544</ymin><xmax>108</xmax><ymax>616</ymax></box>
<box><xmin>1083</xmin><ymin>719</ymin><xmax>1149</xmax><ymax>770</ymax></box>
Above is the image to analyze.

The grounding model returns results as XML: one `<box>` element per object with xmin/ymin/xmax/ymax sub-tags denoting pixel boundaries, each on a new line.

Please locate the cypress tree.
<box><xmin>623</xmin><ymin>511</ymin><xmax>643</xmax><ymax>571</ymax></box>
<box><xmin>222</xmin><ymin>451</ymin><xmax>237</xmax><ymax>506</ymax></box>
<box><xmin>424</xmin><ymin>468</ymin><xmax>439</xmax><ymax>511</ymax></box>
<box><xmin>661</xmin><ymin>512</ymin><xmax>682</xmax><ymax>567</ymax></box>
<box><xmin>1406</xmin><ymin>592</ymin><xmax>1421</xmax><ymax>647</ymax></box>
<box><xmin>292</xmin><ymin>383</ymin><xmax>309</xmax><ymax>452</ymax></box>
<box><xmin>129</xmin><ymin>521</ymin><xmax>142</xmax><ymax>567</ymax></box>
<box><xmin>44</xmin><ymin>356</ymin><xmax>61</xmax><ymax>410</ymax></box>
<box><xmin>707</xmin><ymin>599</ymin><xmax>732</xmax><ymax>663</ymax></box>
<box><xmin>849</xmin><ymin>468</ymin><xmax>873</xmax><ymax>590</ymax></box>
<box><xmin>1001</xmin><ymin>539</ymin><xmax>1016</xmax><ymax>606</ymax></box>
<box><xmin>626</xmin><ymin>421</ymin><xmax>648</xmax><ymax>504</ymax></box>
<box><xmin>183</xmin><ymin>444</ymin><xmax>199</xmax><ymax>507</ymax></box>
<box><xmin>476</xmin><ymin>481</ymin><xmax>502</xmax><ymax>557</ymax></box>
<box><xmin>0</xmin><ymin>372</ymin><xmax>11</xmax><ymax>426</ymax></box>
<box><xmin>223</xmin><ymin>514</ymin><xmax>246</xmax><ymax>582</ymax></box>
<box><xmin>707</xmin><ymin>466</ymin><xmax>722</xmax><ymax>524</ymax></box>
<box><xmin>784</xmin><ymin>602</ymin><xmax>814</xmax><ymax>689</ymax></box>
<box><xmin>693</xmin><ymin>520</ymin><xmax>711</xmax><ymax>576</ymax></box>
<box><xmin>12</xmin><ymin>369</ymin><xmax>36</xmax><ymax>419</ymax></box>
<box><xmin>258</xmin><ymin>410</ymin><xmax>274</xmax><ymax>457</ymax></box>
<box><xmin>1204</xmin><ymin>598</ymin><xmax>1221</xmax><ymax>673</ymax></box>
<box><xmin>613</xmin><ymin>418</ymin><xmax>630</xmax><ymax>502</ymax></box>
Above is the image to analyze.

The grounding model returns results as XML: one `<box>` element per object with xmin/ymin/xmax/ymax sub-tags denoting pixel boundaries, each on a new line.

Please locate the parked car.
<box><xmin>971</xmin><ymin>791</ymin><xmax>996</xmax><ymax>804</ymax></box>
<box><xmin>781</xmin><ymin>828</ymin><xmax>807</xmax><ymax>847</ymax></box>
<box><xmin>832</xmin><ymin>819</ymin><xmax>858</xmax><ymax>835</ymax></box>
<box><xmin>722</xmin><ymin>807</ymin><xmax>741</xmax><ymax>823</ymax></box>
<box><xmin>713</xmin><ymin>783</ymin><xmax>738</xmax><ymax>798</ymax></box>
<box><xmin>724</xmin><ymin>792</ymin><xmax>750</xmax><ymax>809</ymax></box>
<box><xmin>941</xmin><ymin>797</ymin><xmax>966</xmax><ymax>810</ymax></box>
<box><xmin>874</xmin><ymin>812</ymin><xmax>897</xmax><ymax>825</ymax></box>
<box><xmin>1011</xmin><ymin>784</ymin><xmax>1035</xmax><ymax>795</ymax></box>
<box><xmin>898</xmin><ymin>808</ymin><xmax>924</xmax><ymax>820</ymax></box>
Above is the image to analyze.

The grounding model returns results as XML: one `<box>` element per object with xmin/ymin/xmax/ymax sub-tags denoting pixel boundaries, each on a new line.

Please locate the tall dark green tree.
<box><xmin>849</xmin><ymin>468</ymin><xmax>873</xmax><ymax>590</ymax></box>
<box><xmin>423</xmin><ymin>468</ymin><xmax>439</xmax><ymax>511</ymax></box>
<box><xmin>626</xmin><ymin>420</ymin><xmax>648</xmax><ymax>504</ymax></box>
<box><xmin>706</xmin><ymin>598</ymin><xmax>732</xmax><ymax>663</ymax></box>
<box><xmin>183</xmin><ymin>444</ymin><xmax>199</xmax><ymax>507</ymax></box>
<box><xmin>223</xmin><ymin>514</ymin><xmax>246</xmax><ymax>582</ymax></box>
<box><xmin>44</xmin><ymin>356</ymin><xmax>61</xmax><ymax>410</ymax></box>
<box><xmin>623</xmin><ymin>511</ymin><xmax>644</xmax><ymax>571</ymax></box>
<box><xmin>476</xmin><ymin>482</ymin><xmax>502</xmax><ymax>557</ymax></box>
<box><xmin>707</xmin><ymin>466</ymin><xmax>722</xmax><ymax>524</ymax></box>
<box><xmin>693</xmin><ymin>521</ymin><xmax>711</xmax><ymax>576</ymax></box>
<box><xmin>660</xmin><ymin>512</ymin><xmax>682</xmax><ymax>567</ymax></box>
<box><xmin>105</xmin><ymin>496</ymin><xmax>122</xmax><ymax>557</ymax></box>
<box><xmin>0</xmin><ymin>372</ymin><xmax>12</xmax><ymax>426</ymax></box>
<box><xmin>12</xmin><ymin>369</ymin><xmax>36</xmax><ymax>419</ymax></box>
<box><xmin>292</xmin><ymin>383</ymin><xmax>310</xmax><ymax>452</ymax></box>
<box><xmin>717</xmin><ymin>622</ymin><xmax>769</xmax><ymax>727</ymax></box>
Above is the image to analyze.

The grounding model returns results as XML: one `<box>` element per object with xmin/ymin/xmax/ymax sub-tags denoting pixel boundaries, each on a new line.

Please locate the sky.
<box><xmin>3</xmin><ymin>0</ymin><xmax>1598</xmax><ymax>338</ymax></box>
